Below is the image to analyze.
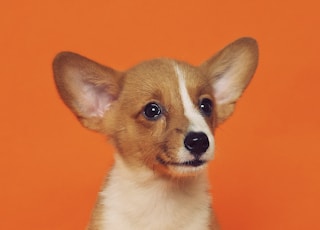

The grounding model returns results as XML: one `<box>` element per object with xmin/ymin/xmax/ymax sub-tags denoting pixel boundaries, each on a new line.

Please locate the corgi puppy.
<box><xmin>53</xmin><ymin>37</ymin><xmax>258</xmax><ymax>230</ymax></box>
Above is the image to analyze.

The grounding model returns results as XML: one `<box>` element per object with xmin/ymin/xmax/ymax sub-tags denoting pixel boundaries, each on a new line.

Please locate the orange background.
<box><xmin>1</xmin><ymin>0</ymin><xmax>319</xmax><ymax>229</ymax></box>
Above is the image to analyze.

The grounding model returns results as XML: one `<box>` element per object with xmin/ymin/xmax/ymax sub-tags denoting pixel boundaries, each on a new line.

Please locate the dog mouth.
<box><xmin>156</xmin><ymin>156</ymin><xmax>206</xmax><ymax>167</ymax></box>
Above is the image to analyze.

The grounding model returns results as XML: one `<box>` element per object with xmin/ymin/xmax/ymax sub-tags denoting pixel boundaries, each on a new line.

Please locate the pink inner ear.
<box><xmin>79</xmin><ymin>82</ymin><xmax>114</xmax><ymax>118</ymax></box>
<box><xmin>213</xmin><ymin>71</ymin><xmax>242</xmax><ymax>105</ymax></box>
<box><xmin>213</xmin><ymin>74</ymin><xmax>232</xmax><ymax>104</ymax></box>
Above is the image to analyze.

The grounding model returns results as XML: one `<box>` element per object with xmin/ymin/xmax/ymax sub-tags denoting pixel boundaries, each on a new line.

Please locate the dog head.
<box><xmin>53</xmin><ymin>37</ymin><xmax>258</xmax><ymax>177</ymax></box>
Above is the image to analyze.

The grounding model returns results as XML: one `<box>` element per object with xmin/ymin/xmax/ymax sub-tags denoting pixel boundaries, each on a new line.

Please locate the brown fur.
<box><xmin>53</xmin><ymin>37</ymin><xmax>258</xmax><ymax>230</ymax></box>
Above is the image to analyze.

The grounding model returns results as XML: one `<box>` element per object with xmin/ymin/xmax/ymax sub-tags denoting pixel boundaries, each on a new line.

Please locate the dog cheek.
<box><xmin>116</xmin><ymin>121</ymin><xmax>156</xmax><ymax>160</ymax></box>
<box><xmin>138</xmin><ymin>119</ymin><xmax>168</xmax><ymax>164</ymax></box>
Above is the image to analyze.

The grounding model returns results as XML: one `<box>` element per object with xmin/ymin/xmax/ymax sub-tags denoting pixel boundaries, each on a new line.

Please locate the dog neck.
<box><xmin>99</xmin><ymin>154</ymin><xmax>212</xmax><ymax>230</ymax></box>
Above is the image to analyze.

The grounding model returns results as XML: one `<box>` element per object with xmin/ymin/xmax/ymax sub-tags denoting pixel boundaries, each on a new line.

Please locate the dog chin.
<box><xmin>169</xmin><ymin>163</ymin><xmax>208</xmax><ymax>177</ymax></box>
<box><xmin>156</xmin><ymin>156</ymin><xmax>208</xmax><ymax>177</ymax></box>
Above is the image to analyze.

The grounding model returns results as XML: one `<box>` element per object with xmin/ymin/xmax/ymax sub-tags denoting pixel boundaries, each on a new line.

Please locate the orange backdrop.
<box><xmin>1</xmin><ymin>0</ymin><xmax>319</xmax><ymax>229</ymax></box>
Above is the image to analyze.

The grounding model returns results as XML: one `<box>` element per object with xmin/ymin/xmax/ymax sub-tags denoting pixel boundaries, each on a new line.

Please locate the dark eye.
<box><xmin>199</xmin><ymin>98</ymin><xmax>213</xmax><ymax>116</ymax></box>
<box><xmin>143</xmin><ymin>102</ymin><xmax>162</xmax><ymax>120</ymax></box>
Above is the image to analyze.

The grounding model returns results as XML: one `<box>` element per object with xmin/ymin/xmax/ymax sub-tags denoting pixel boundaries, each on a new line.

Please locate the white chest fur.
<box><xmin>99</xmin><ymin>155</ymin><xmax>212</xmax><ymax>230</ymax></box>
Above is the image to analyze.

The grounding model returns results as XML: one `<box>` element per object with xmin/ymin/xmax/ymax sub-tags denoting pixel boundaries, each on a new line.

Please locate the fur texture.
<box><xmin>53</xmin><ymin>37</ymin><xmax>258</xmax><ymax>229</ymax></box>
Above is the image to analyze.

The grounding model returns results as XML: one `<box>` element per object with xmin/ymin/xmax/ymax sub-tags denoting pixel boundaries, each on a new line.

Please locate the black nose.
<box><xmin>184</xmin><ymin>132</ymin><xmax>209</xmax><ymax>157</ymax></box>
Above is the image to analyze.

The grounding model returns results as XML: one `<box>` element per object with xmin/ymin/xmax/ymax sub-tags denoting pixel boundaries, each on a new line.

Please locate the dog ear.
<box><xmin>53</xmin><ymin>52</ymin><xmax>123</xmax><ymax>132</ymax></box>
<box><xmin>200</xmin><ymin>37</ymin><xmax>259</xmax><ymax>124</ymax></box>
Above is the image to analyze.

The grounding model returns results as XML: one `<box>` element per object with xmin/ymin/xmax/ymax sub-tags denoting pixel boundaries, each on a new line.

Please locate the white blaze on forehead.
<box><xmin>173</xmin><ymin>63</ymin><xmax>215</xmax><ymax>160</ymax></box>
<box><xmin>174</xmin><ymin>64</ymin><xmax>210</xmax><ymax>132</ymax></box>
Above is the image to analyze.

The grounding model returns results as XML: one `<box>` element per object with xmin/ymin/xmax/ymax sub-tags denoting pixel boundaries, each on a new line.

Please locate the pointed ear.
<box><xmin>53</xmin><ymin>52</ymin><xmax>123</xmax><ymax>132</ymax></box>
<box><xmin>200</xmin><ymin>37</ymin><xmax>259</xmax><ymax>124</ymax></box>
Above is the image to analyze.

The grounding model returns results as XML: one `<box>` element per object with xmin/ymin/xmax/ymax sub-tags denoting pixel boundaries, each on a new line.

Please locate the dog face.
<box><xmin>53</xmin><ymin>37</ymin><xmax>258</xmax><ymax>178</ymax></box>
<box><xmin>102</xmin><ymin>59</ymin><xmax>216</xmax><ymax>177</ymax></box>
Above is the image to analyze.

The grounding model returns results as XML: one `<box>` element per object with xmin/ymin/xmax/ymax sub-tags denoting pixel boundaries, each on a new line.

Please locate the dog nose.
<box><xmin>184</xmin><ymin>132</ymin><xmax>209</xmax><ymax>157</ymax></box>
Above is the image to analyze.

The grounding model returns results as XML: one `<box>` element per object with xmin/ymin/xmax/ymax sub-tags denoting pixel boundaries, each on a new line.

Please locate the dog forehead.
<box><xmin>125</xmin><ymin>59</ymin><xmax>178</xmax><ymax>87</ymax></box>
<box><xmin>123</xmin><ymin>59</ymin><xmax>208</xmax><ymax>99</ymax></box>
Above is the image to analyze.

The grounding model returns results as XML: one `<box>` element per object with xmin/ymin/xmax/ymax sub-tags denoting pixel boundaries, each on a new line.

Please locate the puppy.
<box><xmin>53</xmin><ymin>37</ymin><xmax>258</xmax><ymax>230</ymax></box>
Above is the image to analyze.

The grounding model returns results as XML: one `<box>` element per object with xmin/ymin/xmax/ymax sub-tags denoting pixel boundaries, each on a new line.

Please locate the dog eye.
<box><xmin>199</xmin><ymin>98</ymin><xmax>213</xmax><ymax>116</ymax></box>
<box><xmin>143</xmin><ymin>102</ymin><xmax>162</xmax><ymax>120</ymax></box>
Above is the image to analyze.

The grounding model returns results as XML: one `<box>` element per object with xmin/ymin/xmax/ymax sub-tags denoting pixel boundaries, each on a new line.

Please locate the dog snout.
<box><xmin>184</xmin><ymin>132</ymin><xmax>209</xmax><ymax>157</ymax></box>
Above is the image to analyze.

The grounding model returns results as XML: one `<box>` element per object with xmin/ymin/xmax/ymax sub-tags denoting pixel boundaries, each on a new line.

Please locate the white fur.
<box><xmin>100</xmin><ymin>154</ymin><xmax>211</xmax><ymax>230</ymax></box>
<box><xmin>174</xmin><ymin>63</ymin><xmax>215</xmax><ymax>164</ymax></box>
